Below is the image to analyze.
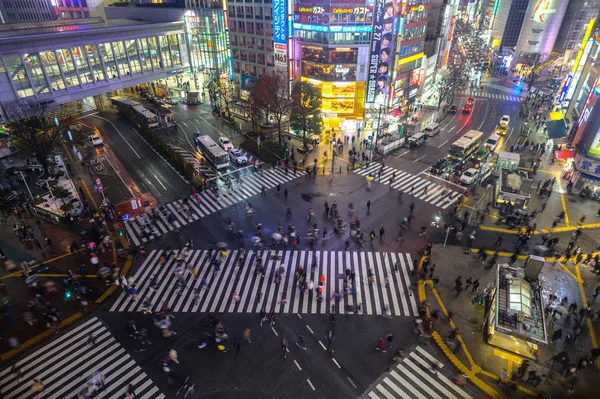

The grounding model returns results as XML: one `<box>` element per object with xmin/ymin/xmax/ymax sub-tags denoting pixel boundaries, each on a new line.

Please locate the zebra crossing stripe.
<box><xmin>122</xmin><ymin>168</ymin><xmax>304</xmax><ymax>246</ymax></box>
<box><xmin>0</xmin><ymin>317</ymin><xmax>163</xmax><ymax>399</ymax></box>
<box><xmin>110</xmin><ymin>250</ymin><xmax>418</xmax><ymax>316</ymax></box>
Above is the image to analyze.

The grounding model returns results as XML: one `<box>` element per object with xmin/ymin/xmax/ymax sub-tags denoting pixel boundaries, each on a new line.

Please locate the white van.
<box><xmin>484</xmin><ymin>133</ymin><xmax>501</xmax><ymax>152</ymax></box>
<box><xmin>407</xmin><ymin>132</ymin><xmax>427</xmax><ymax>148</ymax></box>
<box><xmin>424</xmin><ymin>122</ymin><xmax>441</xmax><ymax>137</ymax></box>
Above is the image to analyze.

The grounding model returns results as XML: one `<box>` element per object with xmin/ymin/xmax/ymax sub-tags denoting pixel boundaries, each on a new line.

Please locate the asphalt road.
<box><xmin>83</xmin><ymin>111</ymin><xmax>190</xmax><ymax>204</ymax></box>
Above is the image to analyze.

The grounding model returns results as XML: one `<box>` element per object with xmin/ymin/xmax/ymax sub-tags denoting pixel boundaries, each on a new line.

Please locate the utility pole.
<box><xmin>371</xmin><ymin>104</ymin><xmax>383</xmax><ymax>161</ymax></box>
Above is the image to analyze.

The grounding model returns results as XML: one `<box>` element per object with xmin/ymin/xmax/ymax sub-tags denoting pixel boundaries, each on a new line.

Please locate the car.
<box><xmin>151</xmin><ymin>97</ymin><xmax>165</xmax><ymax>106</ymax></box>
<box><xmin>466</xmin><ymin>97</ymin><xmax>475</xmax><ymax>105</ymax></box>
<box><xmin>141</xmin><ymin>91</ymin><xmax>151</xmax><ymax>98</ymax></box>
<box><xmin>452</xmin><ymin>161</ymin><xmax>469</xmax><ymax>176</ymax></box>
<box><xmin>230</xmin><ymin>148</ymin><xmax>247</xmax><ymax>165</ymax></box>
<box><xmin>448</xmin><ymin>105</ymin><xmax>458</xmax><ymax>114</ymax></box>
<box><xmin>500</xmin><ymin>115</ymin><xmax>510</xmax><ymax>127</ymax></box>
<box><xmin>459</xmin><ymin>168</ymin><xmax>479</xmax><ymax>186</ymax></box>
<box><xmin>164</xmin><ymin>97</ymin><xmax>178</xmax><ymax>105</ymax></box>
<box><xmin>430</xmin><ymin>158</ymin><xmax>451</xmax><ymax>176</ymax></box>
<box><xmin>219</xmin><ymin>137</ymin><xmax>233</xmax><ymax>151</ymax></box>
<box><xmin>462</xmin><ymin>104</ymin><xmax>472</xmax><ymax>113</ymax></box>
<box><xmin>89</xmin><ymin>134</ymin><xmax>104</xmax><ymax>146</ymax></box>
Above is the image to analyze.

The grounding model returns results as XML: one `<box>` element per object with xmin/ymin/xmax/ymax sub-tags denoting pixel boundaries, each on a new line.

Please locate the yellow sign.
<box><xmin>397</xmin><ymin>52</ymin><xmax>424</xmax><ymax>67</ymax></box>
<box><xmin>572</xmin><ymin>18</ymin><xmax>596</xmax><ymax>73</ymax></box>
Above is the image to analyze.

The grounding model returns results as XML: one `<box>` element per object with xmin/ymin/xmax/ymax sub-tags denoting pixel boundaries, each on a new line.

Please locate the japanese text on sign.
<box><xmin>273</xmin><ymin>0</ymin><xmax>288</xmax><ymax>45</ymax></box>
<box><xmin>366</xmin><ymin>0</ymin><xmax>396</xmax><ymax>104</ymax></box>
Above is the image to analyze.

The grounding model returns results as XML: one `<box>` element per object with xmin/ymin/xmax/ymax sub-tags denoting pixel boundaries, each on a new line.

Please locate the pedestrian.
<box><xmin>169</xmin><ymin>349</ymin><xmax>179</xmax><ymax>363</ymax></box>
<box><xmin>471</xmin><ymin>279</ymin><xmax>479</xmax><ymax>292</ymax></box>
<box><xmin>34</xmin><ymin>239</ymin><xmax>43</xmax><ymax>251</ymax></box>
<box><xmin>526</xmin><ymin>370</ymin><xmax>538</xmax><ymax>385</ymax></box>
<box><xmin>284</xmin><ymin>188</ymin><xmax>288</xmax><ymax>199</ymax></box>
<box><xmin>376</xmin><ymin>337</ymin><xmax>386</xmax><ymax>352</ymax></box>
<box><xmin>551</xmin><ymin>328</ymin><xmax>563</xmax><ymax>343</ymax></box>
<box><xmin>465</xmin><ymin>277</ymin><xmax>472</xmax><ymax>290</ymax></box>
<box><xmin>32</xmin><ymin>379</ymin><xmax>44</xmax><ymax>392</ymax></box>
<box><xmin>379</xmin><ymin>227</ymin><xmax>385</xmax><ymax>240</ymax></box>
<box><xmin>243</xmin><ymin>328</ymin><xmax>251</xmax><ymax>343</ymax></box>
<box><xmin>260</xmin><ymin>308</ymin><xmax>266</xmax><ymax>326</ymax></box>
<box><xmin>517</xmin><ymin>360</ymin><xmax>530</xmax><ymax>378</ymax></box>
<box><xmin>277</xmin><ymin>183</ymin><xmax>281</xmax><ymax>194</ymax></box>
<box><xmin>386</xmin><ymin>333</ymin><xmax>394</xmax><ymax>348</ymax></box>
<box><xmin>366</xmin><ymin>200</ymin><xmax>371</xmax><ymax>213</ymax></box>
<box><xmin>125</xmin><ymin>383</ymin><xmax>136</xmax><ymax>398</ymax></box>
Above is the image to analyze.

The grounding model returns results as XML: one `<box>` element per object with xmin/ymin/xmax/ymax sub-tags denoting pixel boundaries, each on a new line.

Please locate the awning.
<box><xmin>389</xmin><ymin>109</ymin><xmax>403</xmax><ymax>118</ymax></box>
<box><xmin>546</xmin><ymin>119</ymin><xmax>567</xmax><ymax>139</ymax></box>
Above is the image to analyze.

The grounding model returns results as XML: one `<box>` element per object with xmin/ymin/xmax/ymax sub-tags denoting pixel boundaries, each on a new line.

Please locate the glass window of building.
<box><xmin>56</xmin><ymin>49</ymin><xmax>80</xmax><ymax>88</ymax></box>
<box><xmin>4</xmin><ymin>55</ymin><xmax>34</xmax><ymax>98</ymax></box>
<box><xmin>23</xmin><ymin>53</ymin><xmax>50</xmax><ymax>95</ymax></box>
<box><xmin>112</xmin><ymin>41</ymin><xmax>131</xmax><ymax>76</ymax></box>
<box><xmin>39</xmin><ymin>51</ymin><xmax>66</xmax><ymax>91</ymax></box>
<box><xmin>137</xmin><ymin>38</ymin><xmax>152</xmax><ymax>71</ymax></box>
<box><xmin>86</xmin><ymin>45</ymin><xmax>105</xmax><ymax>82</ymax></box>
<box><xmin>147</xmin><ymin>37</ymin><xmax>160</xmax><ymax>69</ymax></box>
<box><xmin>125</xmin><ymin>40</ymin><xmax>142</xmax><ymax>74</ymax></box>
<box><xmin>159</xmin><ymin>35</ymin><xmax>172</xmax><ymax>68</ymax></box>
<box><xmin>70</xmin><ymin>47</ymin><xmax>93</xmax><ymax>85</ymax></box>
<box><xmin>99</xmin><ymin>43</ymin><xmax>119</xmax><ymax>79</ymax></box>
<box><xmin>169</xmin><ymin>34</ymin><xmax>182</xmax><ymax>65</ymax></box>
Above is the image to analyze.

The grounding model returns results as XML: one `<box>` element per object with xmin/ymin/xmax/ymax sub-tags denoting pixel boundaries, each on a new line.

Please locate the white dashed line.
<box><xmin>294</xmin><ymin>360</ymin><xmax>302</xmax><ymax>370</ymax></box>
<box><xmin>332</xmin><ymin>358</ymin><xmax>341</xmax><ymax>368</ymax></box>
<box><xmin>271</xmin><ymin>327</ymin><xmax>278</xmax><ymax>336</ymax></box>
<box><xmin>307</xmin><ymin>379</ymin><xmax>316</xmax><ymax>391</ymax></box>
<box><xmin>318</xmin><ymin>340</ymin><xmax>327</xmax><ymax>350</ymax></box>
<box><xmin>306</xmin><ymin>325</ymin><xmax>314</xmax><ymax>334</ymax></box>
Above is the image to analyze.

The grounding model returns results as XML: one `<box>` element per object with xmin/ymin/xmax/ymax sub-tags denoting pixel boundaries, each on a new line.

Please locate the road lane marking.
<box><xmin>395</xmin><ymin>150</ymin><xmax>408</xmax><ymax>158</ymax></box>
<box><xmin>294</xmin><ymin>360</ymin><xmax>302</xmax><ymax>370</ymax></box>
<box><xmin>318</xmin><ymin>340</ymin><xmax>327</xmax><ymax>350</ymax></box>
<box><xmin>448</xmin><ymin>126</ymin><xmax>456</xmax><ymax>132</ymax></box>
<box><xmin>271</xmin><ymin>327</ymin><xmax>278</xmax><ymax>336</ymax></box>
<box><xmin>332</xmin><ymin>358</ymin><xmax>341</xmax><ymax>368</ymax></box>
<box><xmin>413</xmin><ymin>155</ymin><xmax>426</xmax><ymax>163</ymax></box>
<box><xmin>87</xmin><ymin>115</ymin><xmax>141</xmax><ymax>158</ymax></box>
<box><xmin>130</xmin><ymin>128</ymin><xmax>188</xmax><ymax>183</ymax></box>
<box><xmin>154</xmin><ymin>175</ymin><xmax>167</xmax><ymax>190</ymax></box>
<box><xmin>346</xmin><ymin>377</ymin><xmax>357</xmax><ymax>389</ymax></box>
<box><xmin>306</xmin><ymin>325</ymin><xmax>314</xmax><ymax>334</ymax></box>
<box><xmin>100</xmin><ymin>155</ymin><xmax>136</xmax><ymax>197</ymax></box>
<box><xmin>297</xmin><ymin>314</ymin><xmax>302</xmax><ymax>319</ymax></box>
<box><xmin>307</xmin><ymin>379</ymin><xmax>316</xmax><ymax>391</ymax></box>
<box><xmin>437</xmin><ymin>140</ymin><xmax>448</xmax><ymax>148</ymax></box>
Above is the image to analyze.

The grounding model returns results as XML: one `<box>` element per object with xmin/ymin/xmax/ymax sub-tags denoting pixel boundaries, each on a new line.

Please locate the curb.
<box><xmin>0</xmin><ymin>312</ymin><xmax>82</xmax><ymax>362</ymax></box>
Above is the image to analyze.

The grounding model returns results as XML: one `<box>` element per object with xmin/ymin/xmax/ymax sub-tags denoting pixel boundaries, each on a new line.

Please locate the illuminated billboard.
<box><xmin>273</xmin><ymin>0</ymin><xmax>288</xmax><ymax>69</ymax></box>
<box><xmin>366</xmin><ymin>0</ymin><xmax>396</xmax><ymax>104</ymax></box>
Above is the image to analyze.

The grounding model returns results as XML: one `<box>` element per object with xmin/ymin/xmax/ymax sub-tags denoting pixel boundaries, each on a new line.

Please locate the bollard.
<box><xmin>339</xmin><ymin>166</ymin><xmax>342</xmax><ymax>174</ymax></box>
<box><xmin>323</xmin><ymin>166</ymin><xmax>325</xmax><ymax>175</ymax></box>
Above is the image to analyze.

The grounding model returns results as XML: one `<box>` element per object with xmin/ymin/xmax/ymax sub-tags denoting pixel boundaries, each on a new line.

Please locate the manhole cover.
<box><xmin>301</xmin><ymin>193</ymin><xmax>313</xmax><ymax>202</ymax></box>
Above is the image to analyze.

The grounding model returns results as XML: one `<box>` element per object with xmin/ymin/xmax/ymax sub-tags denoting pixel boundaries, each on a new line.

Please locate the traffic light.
<box><xmin>118</xmin><ymin>229</ymin><xmax>124</xmax><ymax>237</ymax></box>
<box><xmin>64</xmin><ymin>289</ymin><xmax>73</xmax><ymax>300</ymax></box>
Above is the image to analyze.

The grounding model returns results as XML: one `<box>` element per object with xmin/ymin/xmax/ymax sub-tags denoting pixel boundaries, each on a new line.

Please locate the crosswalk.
<box><xmin>110</xmin><ymin>249</ymin><xmax>418</xmax><ymax>317</ymax></box>
<box><xmin>457</xmin><ymin>89</ymin><xmax>524</xmax><ymax>102</ymax></box>
<box><xmin>124</xmin><ymin>167</ymin><xmax>304</xmax><ymax>246</ymax></box>
<box><xmin>354</xmin><ymin>163</ymin><xmax>462</xmax><ymax>209</ymax></box>
<box><xmin>0</xmin><ymin>317</ymin><xmax>164</xmax><ymax>399</ymax></box>
<box><xmin>362</xmin><ymin>345</ymin><xmax>474</xmax><ymax>399</ymax></box>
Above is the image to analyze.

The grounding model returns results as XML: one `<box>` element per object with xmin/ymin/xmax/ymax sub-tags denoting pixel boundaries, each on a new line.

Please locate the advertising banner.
<box><xmin>273</xmin><ymin>0</ymin><xmax>287</xmax><ymax>45</ymax></box>
<box><xmin>366</xmin><ymin>0</ymin><xmax>396</xmax><ymax>104</ymax></box>
<box><xmin>275</xmin><ymin>44</ymin><xmax>287</xmax><ymax>68</ymax></box>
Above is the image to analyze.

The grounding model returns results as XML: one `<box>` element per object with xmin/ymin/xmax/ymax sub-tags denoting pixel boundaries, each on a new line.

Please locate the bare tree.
<box><xmin>4</xmin><ymin>102</ymin><xmax>71</xmax><ymax>176</ymax></box>
<box><xmin>215</xmin><ymin>80</ymin><xmax>238</xmax><ymax>119</ymax></box>
<box><xmin>250</xmin><ymin>74</ymin><xmax>292</xmax><ymax>143</ymax></box>
<box><xmin>436</xmin><ymin>65</ymin><xmax>467</xmax><ymax>111</ymax></box>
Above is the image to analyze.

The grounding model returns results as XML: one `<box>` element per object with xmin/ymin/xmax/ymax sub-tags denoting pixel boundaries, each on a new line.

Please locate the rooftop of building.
<box><xmin>0</xmin><ymin>17</ymin><xmax>182</xmax><ymax>40</ymax></box>
<box><xmin>495</xmin><ymin>264</ymin><xmax>547</xmax><ymax>345</ymax></box>
<box><xmin>500</xmin><ymin>169</ymin><xmax>533</xmax><ymax>196</ymax></box>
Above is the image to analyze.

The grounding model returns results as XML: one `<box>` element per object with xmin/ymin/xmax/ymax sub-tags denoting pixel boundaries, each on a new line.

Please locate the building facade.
<box><xmin>0</xmin><ymin>0</ymin><xmax>102</xmax><ymax>24</ymax></box>
<box><xmin>0</xmin><ymin>18</ymin><xmax>188</xmax><ymax>118</ymax></box>
<box><xmin>555</xmin><ymin>0</ymin><xmax>600</xmax><ymax>53</ymax></box>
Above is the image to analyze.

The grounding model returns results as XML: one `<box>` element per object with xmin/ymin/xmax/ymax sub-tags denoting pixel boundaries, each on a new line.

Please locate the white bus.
<box><xmin>111</xmin><ymin>97</ymin><xmax>159</xmax><ymax>128</ymax></box>
<box><xmin>449</xmin><ymin>130</ymin><xmax>483</xmax><ymax>161</ymax></box>
<box><xmin>195</xmin><ymin>133</ymin><xmax>229</xmax><ymax>170</ymax></box>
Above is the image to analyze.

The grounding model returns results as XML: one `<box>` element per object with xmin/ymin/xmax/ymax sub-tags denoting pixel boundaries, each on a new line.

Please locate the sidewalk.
<box><xmin>419</xmin><ymin>245</ymin><xmax>600</xmax><ymax>397</ymax></box>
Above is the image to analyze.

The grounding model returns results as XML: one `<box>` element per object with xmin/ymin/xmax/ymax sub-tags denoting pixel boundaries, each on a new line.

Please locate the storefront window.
<box><xmin>23</xmin><ymin>53</ymin><xmax>50</xmax><ymax>95</ymax></box>
<box><xmin>137</xmin><ymin>38</ymin><xmax>152</xmax><ymax>71</ymax></box>
<box><xmin>86</xmin><ymin>45</ymin><xmax>105</xmax><ymax>82</ymax></box>
<box><xmin>125</xmin><ymin>40</ymin><xmax>141</xmax><ymax>74</ymax></box>
<box><xmin>99</xmin><ymin>43</ymin><xmax>118</xmax><ymax>80</ymax></box>
<box><xmin>39</xmin><ymin>51</ymin><xmax>66</xmax><ymax>91</ymax></box>
<box><xmin>56</xmin><ymin>49</ymin><xmax>80</xmax><ymax>88</ymax></box>
<box><xmin>71</xmin><ymin>47</ymin><xmax>93</xmax><ymax>85</ymax></box>
<box><xmin>159</xmin><ymin>35</ymin><xmax>172</xmax><ymax>68</ymax></box>
<box><xmin>112</xmin><ymin>41</ymin><xmax>131</xmax><ymax>77</ymax></box>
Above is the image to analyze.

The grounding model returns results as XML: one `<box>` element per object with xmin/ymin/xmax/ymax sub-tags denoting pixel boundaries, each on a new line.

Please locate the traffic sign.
<box><xmin>123</xmin><ymin>214</ymin><xmax>131</xmax><ymax>221</ymax></box>
<box><xmin>368</xmin><ymin>135</ymin><xmax>373</xmax><ymax>140</ymax></box>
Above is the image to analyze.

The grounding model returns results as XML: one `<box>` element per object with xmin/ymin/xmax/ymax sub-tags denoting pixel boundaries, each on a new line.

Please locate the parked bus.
<box><xmin>449</xmin><ymin>130</ymin><xmax>483</xmax><ymax>161</ymax></box>
<box><xmin>194</xmin><ymin>133</ymin><xmax>229</xmax><ymax>170</ymax></box>
<box><xmin>111</xmin><ymin>97</ymin><xmax>159</xmax><ymax>128</ymax></box>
